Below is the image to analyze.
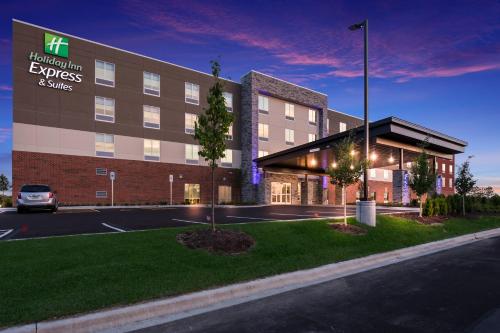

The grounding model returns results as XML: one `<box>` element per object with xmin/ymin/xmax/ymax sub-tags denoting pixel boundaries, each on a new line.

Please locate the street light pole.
<box><xmin>349</xmin><ymin>19</ymin><xmax>369</xmax><ymax>201</ymax></box>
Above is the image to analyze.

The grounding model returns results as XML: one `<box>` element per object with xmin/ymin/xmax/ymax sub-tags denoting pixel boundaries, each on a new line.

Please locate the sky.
<box><xmin>0</xmin><ymin>0</ymin><xmax>499</xmax><ymax>192</ymax></box>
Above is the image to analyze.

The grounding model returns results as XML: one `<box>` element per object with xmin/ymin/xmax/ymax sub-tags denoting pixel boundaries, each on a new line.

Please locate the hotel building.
<box><xmin>12</xmin><ymin>20</ymin><xmax>466</xmax><ymax>206</ymax></box>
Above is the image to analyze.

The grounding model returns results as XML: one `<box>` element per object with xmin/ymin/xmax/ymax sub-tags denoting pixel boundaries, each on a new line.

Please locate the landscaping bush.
<box><xmin>425</xmin><ymin>193</ymin><xmax>500</xmax><ymax>217</ymax></box>
<box><xmin>1</xmin><ymin>197</ymin><xmax>12</xmax><ymax>207</ymax></box>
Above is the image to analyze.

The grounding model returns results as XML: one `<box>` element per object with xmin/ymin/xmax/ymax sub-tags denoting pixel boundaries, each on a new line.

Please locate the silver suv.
<box><xmin>17</xmin><ymin>184</ymin><xmax>58</xmax><ymax>213</ymax></box>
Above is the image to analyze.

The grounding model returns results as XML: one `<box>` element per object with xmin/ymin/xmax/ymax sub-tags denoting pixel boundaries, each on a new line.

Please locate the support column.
<box><xmin>393</xmin><ymin>148</ymin><xmax>409</xmax><ymax>205</ymax></box>
<box><xmin>301</xmin><ymin>174</ymin><xmax>309</xmax><ymax>205</ymax></box>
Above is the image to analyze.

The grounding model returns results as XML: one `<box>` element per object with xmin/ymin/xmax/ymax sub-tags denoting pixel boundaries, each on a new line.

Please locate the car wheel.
<box><xmin>17</xmin><ymin>207</ymin><xmax>24</xmax><ymax>214</ymax></box>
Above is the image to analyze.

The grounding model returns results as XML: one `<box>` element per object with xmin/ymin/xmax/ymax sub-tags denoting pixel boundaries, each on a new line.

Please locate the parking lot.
<box><xmin>0</xmin><ymin>205</ymin><xmax>415</xmax><ymax>241</ymax></box>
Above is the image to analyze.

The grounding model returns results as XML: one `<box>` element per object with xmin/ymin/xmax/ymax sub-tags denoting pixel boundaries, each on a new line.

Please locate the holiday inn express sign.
<box><xmin>27</xmin><ymin>32</ymin><xmax>83</xmax><ymax>91</ymax></box>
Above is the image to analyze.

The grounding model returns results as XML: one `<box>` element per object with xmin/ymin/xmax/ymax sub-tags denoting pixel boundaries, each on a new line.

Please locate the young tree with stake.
<box><xmin>408</xmin><ymin>142</ymin><xmax>435</xmax><ymax>217</ymax></box>
<box><xmin>327</xmin><ymin>135</ymin><xmax>367</xmax><ymax>226</ymax></box>
<box><xmin>194</xmin><ymin>60</ymin><xmax>233</xmax><ymax>231</ymax></box>
<box><xmin>455</xmin><ymin>156</ymin><xmax>476</xmax><ymax>216</ymax></box>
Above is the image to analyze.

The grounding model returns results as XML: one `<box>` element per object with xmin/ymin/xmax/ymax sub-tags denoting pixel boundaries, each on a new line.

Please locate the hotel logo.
<box><xmin>44</xmin><ymin>33</ymin><xmax>68</xmax><ymax>58</ymax></box>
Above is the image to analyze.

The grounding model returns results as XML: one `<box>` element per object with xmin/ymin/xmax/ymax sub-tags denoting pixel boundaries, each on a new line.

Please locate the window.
<box><xmin>384</xmin><ymin>187</ymin><xmax>389</xmax><ymax>202</ymax></box>
<box><xmin>258</xmin><ymin>150</ymin><xmax>269</xmax><ymax>158</ymax></box>
<box><xmin>95</xmin><ymin>96</ymin><xmax>115</xmax><ymax>122</ymax></box>
<box><xmin>383</xmin><ymin>169</ymin><xmax>389</xmax><ymax>179</ymax></box>
<box><xmin>285</xmin><ymin>128</ymin><xmax>295</xmax><ymax>145</ymax></box>
<box><xmin>96</xmin><ymin>168</ymin><xmax>107</xmax><ymax>176</ymax></box>
<box><xmin>370</xmin><ymin>169</ymin><xmax>376</xmax><ymax>178</ymax></box>
<box><xmin>308</xmin><ymin>109</ymin><xmax>317</xmax><ymax>125</ymax></box>
<box><xmin>339</xmin><ymin>122</ymin><xmax>347</xmax><ymax>132</ymax></box>
<box><xmin>258</xmin><ymin>123</ymin><xmax>269</xmax><ymax>141</ymax></box>
<box><xmin>185</xmin><ymin>144</ymin><xmax>199</xmax><ymax>164</ymax></box>
<box><xmin>442</xmin><ymin>163</ymin><xmax>446</xmax><ymax>173</ymax></box>
<box><xmin>95</xmin><ymin>133</ymin><xmax>114</xmax><ymax>157</ymax></box>
<box><xmin>143</xmin><ymin>72</ymin><xmax>160</xmax><ymax>96</ymax></box>
<box><xmin>221</xmin><ymin>149</ymin><xmax>233</xmax><ymax>167</ymax></box>
<box><xmin>442</xmin><ymin>177</ymin><xmax>446</xmax><ymax>188</ymax></box>
<box><xmin>449</xmin><ymin>178</ymin><xmax>453</xmax><ymax>188</ymax></box>
<box><xmin>144</xmin><ymin>139</ymin><xmax>160</xmax><ymax>161</ymax></box>
<box><xmin>435</xmin><ymin>161</ymin><xmax>438</xmax><ymax>170</ymax></box>
<box><xmin>218</xmin><ymin>185</ymin><xmax>232</xmax><ymax>204</ymax></box>
<box><xmin>223</xmin><ymin>92</ymin><xmax>233</xmax><ymax>112</ymax></box>
<box><xmin>143</xmin><ymin>105</ymin><xmax>160</xmax><ymax>129</ymax></box>
<box><xmin>184</xmin><ymin>184</ymin><xmax>200</xmax><ymax>204</ymax></box>
<box><xmin>449</xmin><ymin>165</ymin><xmax>453</xmax><ymax>174</ymax></box>
<box><xmin>185</xmin><ymin>113</ymin><xmax>198</xmax><ymax>134</ymax></box>
<box><xmin>185</xmin><ymin>82</ymin><xmax>200</xmax><ymax>105</ymax></box>
<box><xmin>285</xmin><ymin>103</ymin><xmax>295</xmax><ymax>120</ymax></box>
<box><xmin>96</xmin><ymin>191</ymin><xmax>108</xmax><ymax>198</ymax></box>
<box><xmin>258</xmin><ymin>95</ymin><xmax>269</xmax><ymax>114</ymax></box>
<box><xmin>327</xmin><ymin>118</ymin><xmax>330</xmax><ymax>132</ymax></box>
<box><xmin>226</xmin><ymin>125</ymin><xmax>233</xmax><ymax>140</ymax></box>
<box><xmin>406</xmin><ymin>161</ymin><xmax>412</xmax><ymax>168</ymax></box>
<box><xmin>95</xmin><ymin>60</ymin><xmax>115</xmax><ymax>87</ymax></box>
<box><xmin>308</xmin><ymin>133</ymin><xmax>317</xmax><ymax>142</ymax></box>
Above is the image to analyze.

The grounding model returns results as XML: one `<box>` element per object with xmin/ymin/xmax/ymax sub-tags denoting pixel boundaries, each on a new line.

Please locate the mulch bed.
<box><xmin>176</xmin><ymin>229</ymin><xmax>255</xmax><ymax>255</ymax></box>
<box><xmin>393</xmin><ymin>213</ymin><xmax>448</xmax><ymax>225</ymax></box>
<box><xmin>329</xmin><ymin>223</ymin><xmax>367</xmax><ymax>235</ymax></box>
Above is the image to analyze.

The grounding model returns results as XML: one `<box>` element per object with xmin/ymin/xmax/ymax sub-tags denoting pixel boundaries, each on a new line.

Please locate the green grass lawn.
<box><xmin>1</xmin><ymin>214</ymin><xmax>500</xmax><ymax>327</ymax></box>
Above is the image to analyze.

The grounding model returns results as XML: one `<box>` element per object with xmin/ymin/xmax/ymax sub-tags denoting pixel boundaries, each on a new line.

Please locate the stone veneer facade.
<box><xmin>240</xmin><ymin>71</ymin><xmax>328</xmax><ymax>203</ymax></box>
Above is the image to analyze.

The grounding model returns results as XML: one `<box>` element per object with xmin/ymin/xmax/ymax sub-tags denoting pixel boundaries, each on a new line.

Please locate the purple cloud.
<box><xmin>121</xmin><ymin>0</ymin><xmax>500</xmax><ymax>83</ymax></box>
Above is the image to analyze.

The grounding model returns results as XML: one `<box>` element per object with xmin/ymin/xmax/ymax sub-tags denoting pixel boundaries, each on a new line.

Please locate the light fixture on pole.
<box><xmin>348</xmin><ymin>19</ymin><xmax>369</xmax><ymax>201</ymax></box>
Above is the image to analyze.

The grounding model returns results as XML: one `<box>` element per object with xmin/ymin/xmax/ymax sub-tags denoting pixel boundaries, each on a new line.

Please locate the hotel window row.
<box><xmin>258</xmin><ymin>122</ymin><xmax>307</xmax><ymax>146</ymax></box>
<box><xmin>258</xmin><ymin>95</ymin><xmax>318</xmax><ymax>126</ymax></box>
<box><xmin>94</xmin><ymin>134</ymin><xmax>233</xmax><ymax>167</ymax></box>
<box><xmin>94</xmin><ymin>60</ymin><xmax>233</xmax><ymax>110</ymax></box>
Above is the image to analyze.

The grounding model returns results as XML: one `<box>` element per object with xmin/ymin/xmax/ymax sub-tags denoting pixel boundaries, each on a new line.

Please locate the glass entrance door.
<box><xmin>271</xmin><ymin>182</ymin><xmax>292</xmax><ymax>204</ymax></box>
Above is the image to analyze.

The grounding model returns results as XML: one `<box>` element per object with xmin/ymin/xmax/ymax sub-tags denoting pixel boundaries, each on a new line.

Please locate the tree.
<box><xmin>0</xmin><ymin>174</ymin><xmax>9</xmax><ymax>196</ymax></box>
<box><xmin>326</xmin><ymin>134</ymin><xmax>368</xmax><ymax>225</ymax></box>
<box><xmin>455</xmin><ymin>157</ymin><xmax>476</xmax><ymax>216</ymax></box>
<box><xmin>409</xmin><ymin>142</ymin><xmax>435</xmax><ymax>217</ymax></box>
<box><xmin>471</xmin><ymin>186</ymin><xmax>495</xmax><ymax>199</ymax></box>
<box><xmin>194</xmin><ymin>60</ymin><xmax>233</xmax><ymax>231</ymax></box>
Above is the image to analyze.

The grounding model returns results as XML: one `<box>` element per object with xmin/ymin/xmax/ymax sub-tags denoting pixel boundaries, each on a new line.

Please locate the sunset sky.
<box><xmin>1</xmin><ymin>0</ymin><xmax>499</xmax><ymax>192</ymax></box>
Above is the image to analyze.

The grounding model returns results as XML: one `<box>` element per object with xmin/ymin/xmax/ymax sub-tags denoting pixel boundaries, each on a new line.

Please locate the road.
<box><xmin>135</xmin><ymin>236</ymin><xmax>500</xmax><ymax>333</ymax></box>
<box><xmin>0</xmin><ymin>205</ymin><xmax>411</xmax><ymax>240</ymax></box>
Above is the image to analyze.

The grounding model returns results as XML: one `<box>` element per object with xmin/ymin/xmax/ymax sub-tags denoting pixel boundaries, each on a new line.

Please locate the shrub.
<box><xmin>1</xmin><ymin>197</ymin><xmax>12</xmax><ymax>207</ymax></box>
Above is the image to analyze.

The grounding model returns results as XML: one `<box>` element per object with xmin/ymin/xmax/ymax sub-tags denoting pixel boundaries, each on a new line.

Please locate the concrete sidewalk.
<box><xmin>2</xmin><ymin>227</ymin><xmax>499</xmax><ymax>333</ymax></box>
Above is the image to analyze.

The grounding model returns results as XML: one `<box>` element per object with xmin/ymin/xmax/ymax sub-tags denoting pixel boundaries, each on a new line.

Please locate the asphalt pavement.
<box><xmin>134</xmin><ymin>235</ymin><xmax>500</xmax><ymax>333</ymax></box>
<box><xmin>0</xmin><ymin>205</ymin><xmax>411</xmax><ymax>240</ymax></box>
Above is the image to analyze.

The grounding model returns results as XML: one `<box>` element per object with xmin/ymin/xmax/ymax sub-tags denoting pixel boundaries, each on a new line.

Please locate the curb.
<box><xmin>3</xmin><ymin>227</ymin><xmax>500</xmax><ymax>333</ymax></box>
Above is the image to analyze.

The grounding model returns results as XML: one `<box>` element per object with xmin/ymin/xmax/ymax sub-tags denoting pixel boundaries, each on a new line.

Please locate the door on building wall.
<box><xmin>271</xmin><ymin>182</ymin><xmax>292</xmax><ymax>204</ymax></box>
<box><xmin>218</xmin><ymin>185</ymin><xmax>232</xmax><ymax>204</ymax></box>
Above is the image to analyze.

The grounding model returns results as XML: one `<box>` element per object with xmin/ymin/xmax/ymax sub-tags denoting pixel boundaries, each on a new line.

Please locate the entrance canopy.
<box><xmin>255</xmin><ymin>117</ymin><xmax>468</xmax><ymax>175</ymax></box>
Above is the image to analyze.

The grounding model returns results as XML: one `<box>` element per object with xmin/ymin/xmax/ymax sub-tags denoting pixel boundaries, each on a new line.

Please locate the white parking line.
<box><xmin>271</xmin><ymin>213</ymin><xmax>332</xmax><ymax>217</ymax></box>
<box><xmin>101</xmin><ymin>223</ymin><xmax>126</xmax><ymax>232</ymax></box>
<box><xmin>172</xmin><ymin>218</ymin><xmax>208</xmax><ymax>225</ymax></box>
<box><xmin>227</xmin><ymin>216</ymin><xmax>275</xmax><ymax>221</ymax></box>
<box><xmin>0</xmin><ymin>229</ymin><xmax>13</xmax><ymax>239</ymax></box>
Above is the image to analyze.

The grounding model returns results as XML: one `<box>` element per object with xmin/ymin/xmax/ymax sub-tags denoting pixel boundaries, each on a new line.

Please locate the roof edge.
<box><xmin>12</xmin><ymin>19</ymin><xmax>240</xmax><ymax>84</ymax></box>
<box><xmin>327</xmin><ymin>108</ymin><xmax>363</xmax><ymax>120</ymax></box>
<box><xmin>241</xmin><ymin>70</ymin><xmax>327</xmax><ymax>96</ymax></box>
<box><xmin>375</xmin><ymin>116</ymin><xmax>468</xmax><ymax>146</ymax></box>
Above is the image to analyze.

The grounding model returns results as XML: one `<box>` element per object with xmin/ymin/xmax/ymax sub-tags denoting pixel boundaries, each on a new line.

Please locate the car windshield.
<box><xmin>21</xmin><ymin>185</ymin><xmax>51</xmax><ymax>193</ymax></box>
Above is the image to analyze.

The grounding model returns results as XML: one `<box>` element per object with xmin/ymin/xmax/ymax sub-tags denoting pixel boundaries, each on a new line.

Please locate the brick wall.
<box><xmin>12</xmin><ymin>151</ymin><xmax>240</xmax><ymax>205</ymax></box>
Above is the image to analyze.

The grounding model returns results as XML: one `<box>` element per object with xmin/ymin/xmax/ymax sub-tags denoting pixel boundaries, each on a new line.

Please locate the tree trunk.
<box><xmin>419</xmin><ymin>196</ymin><xmax>423</xmax><ymax>217</ymax></box>
<box><xmin>462</xmin><ymin>195</ymin><xmax>466</xmax><ymax>216</ymax></box>
<box><xmin>211</xmin><ymin>167</ymin><xmax>215</xmax><ymax>232</ymax></box>
<box><xmin>343</xmin><ymin>185</ymin><xmax>347</xmax><ymax>226</ymax></box>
